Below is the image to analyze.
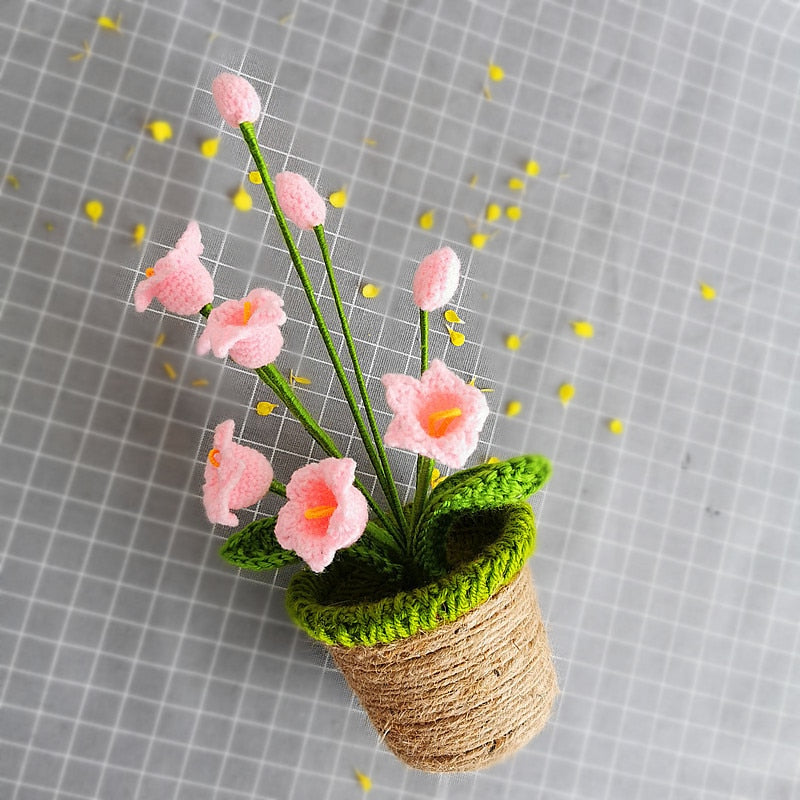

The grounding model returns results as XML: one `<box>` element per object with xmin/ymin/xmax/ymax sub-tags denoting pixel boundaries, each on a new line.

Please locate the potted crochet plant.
<box><xmin>133</xmin><ymin>72</ymin><xmax>557</xmax><ymax>772</ymax></box>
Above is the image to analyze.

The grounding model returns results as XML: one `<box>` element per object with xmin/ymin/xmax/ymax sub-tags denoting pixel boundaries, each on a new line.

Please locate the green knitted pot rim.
<box><xmin>285</xmin><ymin>502</ymin><xmax>537</xmax><ymax>648</ymax></box>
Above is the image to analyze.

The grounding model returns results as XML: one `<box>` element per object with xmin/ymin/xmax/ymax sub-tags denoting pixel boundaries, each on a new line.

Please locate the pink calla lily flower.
<box><xmin>196</xmin><ymin>288</ymin><xmax>287</xmax><ymax>369</ymax></box>
<box><xmin>381</xmin><ymin>359</ymin><xmax>490</xmax><ymax>469</ymax></box>
<box><xmin>212</xmin><ymin>72</ymin><xmax>262</xmax><ymax>128</ymax></box>
<box><xmin>274</xmin><ymin>172</ymin><xmax>326</xmax><ymax>230</ymax></box>
<box><xmin>275</xmin><ymin>458</ymin><xmax>368</xmax><ymax>572</ymax></box>
<box><xmin>412</xmin><ymin>247</ymin><xmax>461</xmax><ymax>312</ymax></box>
<box><xmin>134</xmin><ymin>221</ymin><xmax>214</xmax><ymax>315</ymax></box>
<box><xmin>202</xmin><ymin>420</ymin><xmax>273</xmax><ymax>526</ymax></box>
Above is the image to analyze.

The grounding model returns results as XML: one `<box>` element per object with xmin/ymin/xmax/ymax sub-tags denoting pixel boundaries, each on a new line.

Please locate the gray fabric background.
<box><xmin>1</xmin><ymin>1</ymin><xmax>798</xmax><ymax>798</ymax></box>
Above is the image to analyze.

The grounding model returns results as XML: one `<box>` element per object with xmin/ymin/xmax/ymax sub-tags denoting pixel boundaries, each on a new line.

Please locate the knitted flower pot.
<box><xmin>286</xmin><ymin>501</ymin><xmax>558</xmax><ymax>772</ymax></box>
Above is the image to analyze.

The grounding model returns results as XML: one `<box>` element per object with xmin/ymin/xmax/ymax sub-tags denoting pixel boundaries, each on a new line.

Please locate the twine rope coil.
<box><xmin>328</xmin><ymin>567</ymin><xmax>558</xmax><ymax>772</ymax></box>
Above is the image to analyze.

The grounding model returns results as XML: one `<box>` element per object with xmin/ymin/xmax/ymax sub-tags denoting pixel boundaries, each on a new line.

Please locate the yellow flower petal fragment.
<box><xmin>163</xmin><ymin>362</ymin><xmax>177</xmax><ymax>380</ymax></box>
<box><xmin>154</xmin><ymin>333</ymin><xmax>165</xmax><ymax>348</ymax></box>
<box><xmin>470</xmin><ymin>232</ymin><xmax>490</xmax><ymax>249</ymax></box>
<box><xmin>232</xmin><ymin>186</ymin><xmax>252</xmax><ymax>211</ymax></box>
<box><xmin>45</xmin><ymin>222</ymin><xmax>55</xmax><ymax>232</ymax></box>
<box><xmin>444</xmin><ymin>309</ymin><xmax>463</xmax><ymax>324</ymax></box>
<box><xmin>571</xmin><ymin>320</ymin><xmax>594</xmax><ymax>338</ymax></box>
<box><xmin>699</xmin><ymin>282</ymin><xmax>716</xmax><ymax>301</ymax></box>
<box><xmin>508</xmin><ymin>176</ymin><xmax>525</xmax><ymax>191</ymax></box>
<box><xmin>506</xmin><ymin>205</ymin><xmax>522</xmax><ymax>221</ymax></box>
<box><xmin>84</xmin><ymin>199</ymin><xmax>103</xmax><ymax>226</ymax></box>
<box><xmin>97</xmin><ymin>15</ymin><xmax>121</xmax><ymax>31</ymax></box>
<box><xmin>468</xmin><ymin>173</ymin><xmax>478</xmax><ymax>188</ymax></box>
<box><xmin>5</xmin><ymin>175</ymin><xmax>19</xmax><ymax>189</ymax></box>
<box><xmin>506</xmin><ymin>400</ymin><xmax>523</xmax><ymax>417</ymax></box>
<box><xmin>191</xmin><ymin>378</ymin><xmax>209</xmax><ymax>387</ymax></box>
<box><xmin>248</xmin><ymin>170</ymin><xmax>262</xmax><ymax>184</ymax></box>
<box><xmin>525</xmin><ymin>160</ymin><xmax>540</xmax><ymax>177</ymax></box>
<box><xmin>505</xmin><ymin>334</ymin><xmax>521</xmax><ymax>351</ymax></box>
<box><xmin>447</xmin><ymin>326</ymin><xmax>465</xmax><ymax>347</ymax></box>
<box><xmin>485</xmin><ymin>456</ymin><xmax>500</xmax><ymax>464</ymax></box>
<box><xmin>361</xmin><ymin>283</ymin><xmax>380</xmax><ymax>299</ymax></box>
<box><xmin>354</xmin><ymin>769</ymin><xmax>372</xmax><ymax>792</ymax></box>
<box><xmin>488</xmin><ymin>63</ymin><xmax>505</xmax><ymax>82</ymax></box>
<box><xmin>329</xmin><ymin>188</ymin><xmax>347</xmax><ymax>208</ymax></box>
<box><xmin>608</xmin><ymin>418</ymin><xmax>624</xmax><ymax>435</ymax></box>
<box><xmin>363</xmin><ymin>137</ymin><xmax>377</xmax><ymax>146</ymax></box>
<box><xmin>485</xmin><ymin>203</ymin><xmax>501</xmax><ymax>222</ymax></box>
<box><xmin>146</xmin><ymin>120</ymin><xmax>172</xmax><ymax>142</ymax></box>
<box><xmin>418</xmin><ymin>209</ymin><xmax>435</xmax><ymax>230</ymax></box>
<box><xmin>132</xmin><ymin>223</ymin><xmax>146</xmax><ymax>247</ymax></box>
<box><xmin>200</xmin><ymin>138</ymin><xmax>219</xmax><ymax>158</ymax></box>
<box><xmin>558</xmin><ymin>383</ymin><xmax>575</xmax><ymax>406</ymax></box>
<box><xmin>68</xmin><ymin>42</ymin><xmax>90</xmax><ymax>61</ymax></box>
<box><xmin>290</xmin><ymin>370</ymin><xmax>311</xmax><ymax>385</ymax></box>
<box><xmin>482</xmin><ymin>85</ymin><xmax>492</xmax><ymax>101</ymax></box>
<box><xmin>256</xmin><ymin>401</ymin><xmax>278</xmax><ymax>416</ymax></box>
<box><xmin>430</xmin><ymin>467</ymin><xmax>445</xmax><ymax>489</ymax></box>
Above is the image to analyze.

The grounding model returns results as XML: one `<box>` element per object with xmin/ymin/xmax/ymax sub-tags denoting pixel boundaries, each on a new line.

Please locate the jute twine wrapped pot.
<box><xmin>286</xmin><ymin>501</ymin><xmax>558</xmax><ymax>772</ymax></box>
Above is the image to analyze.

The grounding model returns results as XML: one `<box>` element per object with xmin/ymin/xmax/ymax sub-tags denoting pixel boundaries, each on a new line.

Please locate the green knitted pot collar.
<box><xmin>285</xmin><ymin>501</ymin><xmax>537</xmax><ymax>648</ymax></box>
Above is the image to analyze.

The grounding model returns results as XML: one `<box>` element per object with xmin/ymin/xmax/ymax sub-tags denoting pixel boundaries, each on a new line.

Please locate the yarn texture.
<box><xmin>274</xmin><ymin>171</ymin><xmax>326</xmax><ymax>230</ymax></box>
<box><xmin>412</xmin><ymin>246</ymin><xmax>460</xmax><ymax>311</ymax></box>
<box><xmin>211</xmin><ymin>72</ymin><xmax>262</xmax><ymax>127</ymax></box>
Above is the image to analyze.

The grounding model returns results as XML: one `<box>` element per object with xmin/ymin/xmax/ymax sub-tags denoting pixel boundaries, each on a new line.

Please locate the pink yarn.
<box><xmin>196</xmin><ymin>288</ymin><xmax>287</xmax><ymax>369</ymax></box>
<box><xmin>212</xmin><ymin>72</ymin><xmax>262</xmax><ymax>127</ymax></box>
<box><xmin>274</xmin><ymin>172</ymin><xmax>326</xmax><ymax>230</ymax></box>
<box><xmin>134</xmin><ymin>221</ymin><xmax>214</xmax><ymax>315</ymax></box>
<box><xmin>202</xmin><ymin>420</ymin><xmax>273</xmax><ymax>526</ymax></box>
<box><xmin>275</xmin><ymin>458</ymin><xmax>368</xmax><ymax>572</ymax></box>
<box><xmin>412</xmin><ymin>247</ymin><xmax>461</xmax><ymax>312</ymax></box>
<box><xmin>381</xmin><ymin>359</ymin><xmax>490</xmax><ymax>469</ymax></box>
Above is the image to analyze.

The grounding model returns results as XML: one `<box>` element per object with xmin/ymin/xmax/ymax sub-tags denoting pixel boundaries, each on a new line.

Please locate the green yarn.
<box><xmin>285</xmin><ymin>501</ymin><xmax>538</xmax><ymax>647</ymax></box>
<box><xmin>219</xmin><ymin>516</ymin><xmax>300</xmax><ymax>571</ymax></box>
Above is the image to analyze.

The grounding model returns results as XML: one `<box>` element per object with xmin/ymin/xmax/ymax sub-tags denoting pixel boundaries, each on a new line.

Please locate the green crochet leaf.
<box><xmin>412</xmin><ymin>454</ymin><xmax>551</xmax><ymax>577</ymax></box>
<box><xmin>219</xmin><ymin>516</ymin><xmax>301</xmax><ymax>571</ymax></box>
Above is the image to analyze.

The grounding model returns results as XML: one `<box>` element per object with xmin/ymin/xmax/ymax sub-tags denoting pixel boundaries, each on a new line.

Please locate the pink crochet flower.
<box><xmin>211</xmin><ymin>73</ymin><xmax>262</xmax><ymax>127</ymax></box>
<box><xmin>412</xmin><ymin>247</ymin><xmax>461</xmax><ymax>312</ymax></box>
<box><xmin>196</xmin><ymin>288</ymin><xmax>287</xmax><ymax>369</ymax></box>
<box><xmin>202</xmin><ymin>420</ymin><xmax>273</xmax><ymax>526</ymax></box>
<box><xmin>274</xmin><ymin>172</ymin><xmax>326</xmax><ymax>230</ymax></box>
<box><xmin>381</xmin><ymin>359</ymin><xmax>489</xmax><ymax>469</ymax></box>
<box><xmin>275</xmin><ymin>458</ymin><xmax>368</xmax><ymax>572</ymax></box>
<box><xmin>134</xmin><ymin>221</ymin><xmax>214</xmax><ymax>315</ymax></box>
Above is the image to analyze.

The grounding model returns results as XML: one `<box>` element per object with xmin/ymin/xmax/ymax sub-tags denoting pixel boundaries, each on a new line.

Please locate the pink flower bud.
<box><xmin>412</xmin><ymin>247</ymin><xmax>461</xmax><ymax>312</ymax></box>
<box><xmin>211</xmin><ymin>73</ymin><xmax>262</xmax><ymax>127</ymax></box>
<box><xmin>274</xmin><ymin>172</ymin><xmax>326</xmax><ymax>230</ymax></box>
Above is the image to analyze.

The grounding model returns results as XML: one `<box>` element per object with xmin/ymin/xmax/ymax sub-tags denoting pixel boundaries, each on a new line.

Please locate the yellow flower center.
<box><xmin>426</xmin><ymin>407</ymin><xmax>462</xmax><ymax>437</ymax></box>
<box><xmin>207</xmin><ymin>448</ymin><xmax>221</xmax><ymax>467</ymax></box>
<box><xmin>242</xmin><ymin>300</ymin><xmax>252</xmax><ymax>325</ymax></box>
<box><xmin>145</xmin><ymin>267</ymin><xmax>155</xmax><ymax>277</ymax></box>
<box><xmin>304</xmin><ymin>504</ymin><xmax>337</xmax><ymax>520</ymax></box>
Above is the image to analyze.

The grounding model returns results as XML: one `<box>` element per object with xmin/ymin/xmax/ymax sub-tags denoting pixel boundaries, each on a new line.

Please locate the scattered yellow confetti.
<box><xmin>508</xmin><ymin>176</ymin><xmax>525</xmax><ymax>191</ymax></box>
<box><xmin>480</xmin><ymin>387</ymin><xmax>494</xmax><ymax>393</ymax></box>
<box><xmin>699</xmin><ymin>282</ymin><xmax>716</xmax><ymax>301</ymax></box>
<box><xmin>506</xmin><ymin>400</ymin><xmax>522</xmax><ymax>418</ymax></box>
<box><xmin>571</xmin><ymin>320</ymin><xmax>594</xmax><ymax>338</ymax></box>
<box><xmin>232</xmin><ymin>186</ymin><xmax>253</xmax><ymax>211</ymax></box>
<box><xmin>488</xmin><ymin>63</ymin><xmax>505</xmax><ymax>82</ymax></box>
<box><xmin>290</xmin><ymin>370</ymin><xmax>311</xmax><ymax>385</ymax></box>
<box><xmin>430</xmin><ymin>468</ymin><xmax>445</xmax><ymax>489</ymax></box>
<box><xmin>329</xmin><ymin>188</ymin><xmax>347</xmax><ymax>208</ymax></box>
<box><xmin>132</xmin><ymin>223</ymin><xmax>146</xmax><ymax>247</ymax></box>
<box><xmin>5</xmin><ymin>175</ymin><xmax>19</xmax><ymax>189</ymax></box>
<box><xmin>163</xmin><ymin>362</ymin><xmax>177</xmax><ymax>380</ymax></box>
<box><xmin>444</xmin><ymin>309</ymin><xmax>463</xmax><ymax>324</ymax></box>
<box><xmin>468</xmin><ymin>173</ymin><xmax>478</xmax><ymax>188</ymax></box>
<box><xmin>154</xmin><ymin>333</ymin><xmax>165</xmax><ymax>348</ymax></box>
<box><xmin>97</xmin><ymin>14</ymin><xmax>122</xmax><ymax>31</ymax></box>
<box><xmin>191</xmin><ymin>378</ymin><xmax>209</xmax><ymax>387</ymax></box>
<box><xmin>418</xmin><ymin>209</ymin><xmax>435</xmax><ymax>230</ymax></box>
<box><xmin>525</xmin><ymin>160</ymin><xmax>540</xmax><ymax>177</ymax></box>
<box><xmin>506</xmin><ymin>205</ymin><xmax>522</xmax><ymax>221</ymax></box>
<box><xmin>485</xmin><ymin>456</ymin><xmax>500</xmax><ymax>464</ymax></box>
<box><xmin>558</xmin><ymin>383</ymin><xmax>575</xmax><ymax>406</ymax></box>
<box><xmin>84</xmin><ymin>199</ymin><xmax>103</xmax><ymax>226</ymax></box>
<box><xmin>146</xmin><ymin>120</ymin><xmax>173</xmax><ymax>142</ymax></box>
<box><xmin>505</xmin><ymin>334</ymin><xmax>522</xmax><ymax>351</ymax></box>
<box><xmin>363</xmin><ymin>137</ymin><xmax>377</xmax><ymax>146</ymax></box>
<box><xmin>278</xmin><ymin>12</ymin><xmax>293</xmax><ymax>24</ymax></box>
<box><xmin>124</xmin><ymin>145</ymin><xmax>136</xmax><ymax>161</ymax></box>
<box><xmin>68</xmin><ymin>40</ymin><xmax>91</xmax><ymax>61</ymax></box>
<box><xmin>256</xmin><ymin>401</ymin><xmax>278</xmax><ymax>416</ymax></box>
<box><xmin>482</xmin><ymin>85</ymin><xmax>492</xmax><ymax>101</ymax></box>
<box><xmin>447</xmin><ymin>326</ymin><xmax>465</xmax><ymax>347</ymax></box>
<box><xmin>200</xmin><ymin>138</ymin><xmax>219</xmax><ymax>158</ymax></box>
<box><xmin>361</xmin><ymin>283</ymin><xmax>381</xmax><ymax>299</ymax></box>
<box><xmin>248</xmin><ymin>170</ymin><xmax>262</xmax><ymax>184</ymax></box>
<box><xmin>485</xmin><ymin>203</ymin><xmax>501</xmax><ymax>222</ymax></box>
<box><xmin>45</xmin><ymin>222</ymin><xmax>55</xmax><ymax>232</ymax></box>
<box><xmin>470</xmin><ymin>232</ymin><xmax>490</xmax><ymax>249</ymax></box>
<box><xmin>608</xmin><ymin>418</ymin><xmax>624</xmax><ymax>435</ymax></box>
<box><xmin>354</xmin><ymin>769</ymin><xmax>372</xmax><ymax>792</ymax></box>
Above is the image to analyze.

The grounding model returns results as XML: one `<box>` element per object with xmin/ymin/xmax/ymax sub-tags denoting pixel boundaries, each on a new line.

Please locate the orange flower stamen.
<box><xmin>145</xmin><ymin>267</ymin><xmax>155</xmax><ymax>277</ymax></box>
<box><xmin>426</xmin><ymin>407</ymin><xmax>462</xmax><ymax>437</ymax></box>
<box><xmin>304</xmin><ymin>504</ymin><xmax>337</xmax><ymax>520</ymax></box>
<box><xmin>242</xmin><ymin>300</ymin><xmax>252</xmax><ymax>325</ymax></box>
<box><xmin>207</xmin><ymin>448</ymin><xmax>221</xmax><ymax>467</ymax></box>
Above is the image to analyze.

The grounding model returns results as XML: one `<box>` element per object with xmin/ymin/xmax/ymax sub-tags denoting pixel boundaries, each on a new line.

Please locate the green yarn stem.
<box><xmin>239</xmin><ymin>121</ymin><xmax>408</xmax><ymax>539</ymax></box>
<box><xmin>411</xmin><ymin>309</ymin><xmax>432</xmax><ymax>532</ymax></box>
<box><xmin>269</xmin><ymin>480</ymin><xmax>286</xmax><ymax>497</ymax></box>
<box><xmin>313</xmin><ymin>224</ymin><xmax>409</xmax><ymax>542</ymax></box>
